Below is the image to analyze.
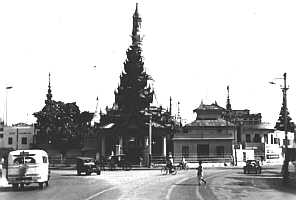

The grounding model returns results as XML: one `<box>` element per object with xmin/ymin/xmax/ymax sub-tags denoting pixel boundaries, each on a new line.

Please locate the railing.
<box><xmin>151</xmin><ymin>153</ymin><xmax>233</xmax><ymax>166</ymax></box>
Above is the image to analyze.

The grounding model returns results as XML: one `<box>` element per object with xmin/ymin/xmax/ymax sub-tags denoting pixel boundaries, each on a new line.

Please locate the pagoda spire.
<box><xmin>169</xmin><ymin>96</ymin><xmax>172</xmax><ymax>115</ymax></box>
<box><xmin>226</xmin><ymin>85</ymin><xmax>232</xmax><ymax>110</ymax></box>
<box><xmin>132</xmin><ymin>3</ymin><xmax>142</xmax><ymax>46</ymax></box>
<box><xmin>46</xmin><ymin>73</ymin><xmax>52</xmax><ymax>104</ymax></box>
<box><xmin>115</xmin><ymin>3</ymin><xmax>153</xmax><ymax>114</ymax></box>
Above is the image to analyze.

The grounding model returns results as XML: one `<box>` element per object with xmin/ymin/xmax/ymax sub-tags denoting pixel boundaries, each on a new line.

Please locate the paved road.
<box><xmin>0</xmin><ymin>165</ymin><xmax>295</xmax><ymax>200</ymax></box>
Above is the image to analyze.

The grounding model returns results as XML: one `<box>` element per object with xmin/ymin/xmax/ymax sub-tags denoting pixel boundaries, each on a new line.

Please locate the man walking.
<box><xmin>197</xmin><ymin>161</ymin><xmax>206</xmax><ymax>186</ymax></box>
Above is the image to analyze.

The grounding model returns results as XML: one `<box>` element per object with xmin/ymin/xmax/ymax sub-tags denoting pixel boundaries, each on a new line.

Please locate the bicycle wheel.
<box><xmin>171</xmin><ymin>167</ymin><xmax>177</xmax><ymax>175</ymax></box>
<box><xmin>161</xmin><ymin>166</ymin><xmax>168</xmax><ymax>175</ymax></box>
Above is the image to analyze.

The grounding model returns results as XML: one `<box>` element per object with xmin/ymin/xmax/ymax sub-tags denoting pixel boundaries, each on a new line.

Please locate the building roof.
<box><xmin>185</xmin><ymin>118</ymin><xmax>235</xmax><ymax>127</ymax></box>
<box><xmin>193</xmin><ymin>101</ymin><xmax>224</xmax><ymax>113</ymax></box>
<box><xmin>243</xmin><ymin>122</ymin><xmax>274</xmax><ymax>130</ymax></box>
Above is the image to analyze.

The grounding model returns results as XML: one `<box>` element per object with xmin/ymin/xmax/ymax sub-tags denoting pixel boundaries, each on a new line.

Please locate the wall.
<box><xmin>0</xmin><ymin>126</ymin><xmax>35</xmax><ymax>150</ymax></box>
<box><xmin>173</xmin><ymin>139</ymin><xmax>233</xmax><ymax>162</ymax></box>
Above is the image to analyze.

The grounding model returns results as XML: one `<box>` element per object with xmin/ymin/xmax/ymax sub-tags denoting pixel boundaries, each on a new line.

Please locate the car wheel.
<box><xmin>12</xmin><ymin>184</ymin><xmax>19</xmax><ymax>190</ymax></box>
<box><xmin>97</xmin><ymin>171</ymin><xmax>101</xmax><ymax>175</ymax></box>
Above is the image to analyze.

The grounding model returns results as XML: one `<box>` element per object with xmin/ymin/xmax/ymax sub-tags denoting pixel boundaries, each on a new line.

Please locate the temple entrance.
<box><xmin>126</xmin><ymin>139</ymin><xmax>142</xmax><ymax>164</ymax></box>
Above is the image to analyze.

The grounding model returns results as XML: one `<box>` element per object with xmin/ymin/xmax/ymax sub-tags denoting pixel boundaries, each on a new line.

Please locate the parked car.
<box><xmin>243</xmin><ymin>160</ymin><xmax>261</xmax><ymax>174</ymax></box>
<box><xmin>76</xmin><ymin>157</ymin><xmax>101</xmax><ymax>176</ymax></box>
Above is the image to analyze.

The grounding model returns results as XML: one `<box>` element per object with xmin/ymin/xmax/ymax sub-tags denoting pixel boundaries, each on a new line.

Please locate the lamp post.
<box><xmin>5</xmin><ymin>86</ymin><xmax>13</xmax><ymax>126</ymax></box>
<box><xmin>270</xmin><ymin>73</ymin><xmax>289</xmax><ymax>182</ymax></box>
<box><xmin>282</xmin><ymin>73</ymin><xmax>289</xmax><ymax>182</ymax></box>
<box><xmin>148</xmin><ymin>114</ymin><xmax>152</xmax><ymax>168</ymax></box>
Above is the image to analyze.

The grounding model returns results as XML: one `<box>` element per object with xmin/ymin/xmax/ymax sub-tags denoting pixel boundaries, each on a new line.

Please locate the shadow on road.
<box><xmin>174</xmin><ymin>183</ymin><xmax>199</xmax><ymax>186</ymax></box>
<box><xmin>226</xmin><ymin>170</ymin><xmax>296</xmax><ymax>195</ymax></box>
<box><xmin>0</xmin><ymin>185</ymin><xmax>42</xmax><ymax>192</ymax></box>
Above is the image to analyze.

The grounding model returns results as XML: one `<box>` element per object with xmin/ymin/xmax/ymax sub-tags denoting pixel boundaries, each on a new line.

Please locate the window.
<box><xmin>243</xmin><ymin>152</ymin><xmax>246</xmax><ymax>162</ymax></box>
<box><xmin>8</xmin><ymin>137</ymin><xmax>13</xmax><ymax>145</ymax></box>
<box><xmin>182</xmin><ymin>146</ymin><xmax>189</xmax><ymax>158</ymax></box>
<box><xmin>42</xmin><ymin>156</ymin><xmax>48</xmax><ymax>163</ymax></box>
<box><xmin>246</xmin><ymin>134</ymin><xmax>251</xmax><ymax>143</ymax></box>
<box><xmin>197</xmin><ymin>144</ymin><xmax>209</xmax><ymax>156</ymax></box>
<box><xmin>237</xmin><ymin>128</ymin><xmax>242</xmax><ymax>143</ymax></box>
<box><xmin>271</xmin><ymin>134</ymin><xmax>274</xmax><ymax>144</ymax></box>
<box><xmin>21</xmin><ymin>137</ymin><xmax>27</xmax><ymax>145</ymax></box>
<box><xmin>0</xmin><ymin>134</ymin><xmax>3</xmax><ymax>138</ymax></box>
<box><xmin>13</xmin><ymin>157</ymin><xmax>36</xmax><ymax>164</ymax></box>
<box><xmin>283</xmin><ymin>139</ymin><xmax>290</xmax><ymax>146</ymax></box>
<box><xmin>216</xmin><ymin>146</ymin><xmax>224</xmax><ymax>156</ymax></box>
<box><xmin>264</xmin><ymin>134</ymin><xmax>268</xmax><ymax>144</ymax></box>
<box><xmin>253</xmin><ymin>134</ymin><xmax>260</xmax><ymax>143</ymax></box>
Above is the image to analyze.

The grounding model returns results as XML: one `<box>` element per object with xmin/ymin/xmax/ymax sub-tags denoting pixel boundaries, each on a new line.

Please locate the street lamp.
<box><xmin>5</xmin><ymin>86</ymin><xmax>13</xmax><ymax>126</ymax></box>
<box><xmin>269</xmin><ymin>73</ymin><xmax>289</xmax><ymax>182</ymax></box>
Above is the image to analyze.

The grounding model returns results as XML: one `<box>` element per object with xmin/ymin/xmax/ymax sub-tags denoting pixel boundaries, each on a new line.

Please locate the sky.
<box><xmin>0</xmin><ymin>0</ymin><xmax>296</xmax><ymax>126</ymax></box>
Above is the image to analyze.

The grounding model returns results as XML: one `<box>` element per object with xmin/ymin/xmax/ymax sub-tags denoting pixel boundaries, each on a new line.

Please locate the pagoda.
<box><xmin>97</xmin><ymin>4</ymin><xmax>174</xmax><ymax>165</ymax></box>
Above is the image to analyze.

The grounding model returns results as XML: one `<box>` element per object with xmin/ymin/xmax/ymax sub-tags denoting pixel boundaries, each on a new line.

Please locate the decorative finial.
<box><xmin>132</xmin><ymin>3</ymin><xmax>142</xmax><ymax>45</ymax></box>
<box><xmin>226</xmin><ymin>85</ymin><xmax>232</xmax><ymax>110</ymax></box>
<box><xmin>46</xmin><ymin>72</ymin><xmax>52</xmax><ymax>103</ymax></box>
<box><xmin>169</xmin><ymin>96</ymin><xmax>172</xmax><ymax>115</ymax></box>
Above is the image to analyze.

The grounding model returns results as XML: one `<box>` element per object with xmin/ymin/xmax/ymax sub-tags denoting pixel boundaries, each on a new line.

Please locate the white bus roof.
<box><xmin>9</xmin><ymin>149</ymin><xmax>48</xmax><ymax>157</ymax></box>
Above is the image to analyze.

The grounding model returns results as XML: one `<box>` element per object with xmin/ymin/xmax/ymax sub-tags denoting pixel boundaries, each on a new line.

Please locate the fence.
<box><xmin>152</xmin><ymin>153</ymin><xmax>233</xmax><ymax>166</ymax></box>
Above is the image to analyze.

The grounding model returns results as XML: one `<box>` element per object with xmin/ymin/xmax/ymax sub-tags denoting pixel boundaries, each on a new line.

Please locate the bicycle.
<box><xmin>161</xmin><ymin>165</ymin><xmax>177</xmax><ymax>175</ymax></box>
<box><xmin>177</xmin><ymin>163</ymin><xmax>189</xmax><ymax>171</ymax></box>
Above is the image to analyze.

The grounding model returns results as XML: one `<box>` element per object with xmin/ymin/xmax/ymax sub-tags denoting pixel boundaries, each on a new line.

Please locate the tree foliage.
<box><xmin>275</xmin><ymin>100</ymin><xmax>295</xmax><ymax>132</ymax></box>
<box><xmin>33</xmin><ymin>101</ymin><xmax>93</xmax><ymax>153</ymax></box>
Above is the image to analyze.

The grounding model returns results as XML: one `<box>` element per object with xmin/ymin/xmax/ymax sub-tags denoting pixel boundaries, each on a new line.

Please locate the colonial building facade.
<box><xmin>0</xmin><ymin>124</ymin><xmax>35</xmax><ymax>151</ymax></box>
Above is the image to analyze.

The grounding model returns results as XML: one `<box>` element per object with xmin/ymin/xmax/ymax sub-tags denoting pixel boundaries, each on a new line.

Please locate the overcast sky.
<box><xmin>1</xmin><ymin>0</ymin><xmax>296</xmax><ymax>126</ymax></box>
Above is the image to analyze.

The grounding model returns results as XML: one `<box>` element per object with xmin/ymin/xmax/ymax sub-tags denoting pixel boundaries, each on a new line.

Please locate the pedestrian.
<box><xmin>197</xmin><ymin>161</ymin><xmax>206</xmax><ymax>186</ymax></box>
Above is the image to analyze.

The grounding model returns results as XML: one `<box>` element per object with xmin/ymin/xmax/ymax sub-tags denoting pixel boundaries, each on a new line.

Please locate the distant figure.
<box><xmin>260</xmin><ymin>156</ymin><xmax>264</xmax><ymax>165</ymax></box>
<box><xmin>139</xmin><ymin>155</ymin><xmax>143</xmax><ymax>167</ymax></box>
<box><xmin>180</xmin><ymin>156</ymin><xmax>187</xmax><ymax>170</ymax></box>
<box><xmin>166</xmin><ymin>155</ymin><xmax>174</xmax><ymax>173</ymax></box>
<box><xmin>197</xmin><ymin>161</ymin><xmax>206</xmax><ymax>185</ymax></box>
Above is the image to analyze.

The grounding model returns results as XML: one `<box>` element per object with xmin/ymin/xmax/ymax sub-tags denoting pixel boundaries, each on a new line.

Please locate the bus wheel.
<box><xmin>39</xmin><ymin>182</ymin><xmax>44</xmax><ymax>189</ymax></box>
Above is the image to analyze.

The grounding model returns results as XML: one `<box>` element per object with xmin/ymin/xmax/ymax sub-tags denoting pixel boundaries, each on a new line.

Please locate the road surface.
<box><xmin>0</xmin><ymin>165</ymin><xmax>295</xmax><ymax>200</ymax></box>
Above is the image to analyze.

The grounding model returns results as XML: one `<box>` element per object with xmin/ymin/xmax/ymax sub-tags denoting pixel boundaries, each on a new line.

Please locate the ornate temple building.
<box><xmin>96</xmin><ymin>4</ymin><xmax>174</xmax><ymax>165</ymax></box>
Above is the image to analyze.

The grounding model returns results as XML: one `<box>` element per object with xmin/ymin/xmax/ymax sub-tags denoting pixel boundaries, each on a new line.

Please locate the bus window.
<box><xmin>13</xmin><ymin>157</ymin><xmax>36</xmax><ymax>164</ymax></box>
<box><xmin>42</xmin><ymin>156</ymin><xmax>48</xmax><ymax>163</ymax></box>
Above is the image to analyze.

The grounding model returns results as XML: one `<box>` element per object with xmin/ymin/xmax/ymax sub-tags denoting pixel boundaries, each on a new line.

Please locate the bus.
<box><xmin>7</xmin><ymin>149</ymin><xmax>50</xmax><ymax>190</ymax></box>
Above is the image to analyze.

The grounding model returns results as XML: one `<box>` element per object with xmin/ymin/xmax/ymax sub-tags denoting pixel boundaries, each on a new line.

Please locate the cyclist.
<box><xmin>180</xmin><ymin>156</ymin><xmax>187</xmax><ymax>170</ymax></box>
<box><xmin>166</xmin><ymin>155</ymin><xmax>174</xmax><ymax>174</ymax></box>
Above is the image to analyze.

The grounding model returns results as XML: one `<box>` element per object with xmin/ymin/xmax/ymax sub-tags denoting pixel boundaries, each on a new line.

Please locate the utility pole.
<box><xmin>282</xmin><ymin>72</ymin><xmax>289</xmax><ymax>182</ymax></box>
<box><xmin>5</xmin><ymin>86</ymin><xmax>13</xmax><ymax>126</ymax></box>
<box><xmin>148</xmin><ymin>114</ymin><xmax>152</xmax><ymax>168</ymax></box>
